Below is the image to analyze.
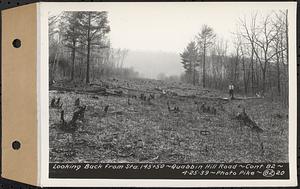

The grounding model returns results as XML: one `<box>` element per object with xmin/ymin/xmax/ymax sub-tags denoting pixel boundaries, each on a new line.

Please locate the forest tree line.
<box><xmin>180</xmin><ymin>10</ymin><xmax>289</xmax><ymax>104</ymax></box>
<box><xmin>49</xmin><ymin>11</ymin><xmax>139</xmax><ymax>84</ymax></box>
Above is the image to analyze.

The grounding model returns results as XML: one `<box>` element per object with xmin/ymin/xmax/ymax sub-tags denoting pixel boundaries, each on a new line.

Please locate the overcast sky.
<box><xmin>48</xmin><ymin>2</ymin><xmax>295</xmax><ymax>78</ymax></box>
<box><xmin>108</xmin><ymin>4</ymin><xmax>241</xmax><ymax>53</ymax></box>
<box><xmin>49</xmin><ymin>2</ymin><xmax>293</xmax><ymax>53</ymax></box>
<box><xmin>106</xmin><ymin>3</ymin><xmax>284</xmax><ymax>53</ymax></box>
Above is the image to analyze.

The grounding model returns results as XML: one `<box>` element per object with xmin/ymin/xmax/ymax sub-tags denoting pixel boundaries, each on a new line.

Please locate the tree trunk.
<box><xmin>261</xmin><ymin>49</ymin><xmax>268</xmax><ymax>94</ymax></box>
<box><xmin>276</xmin><ymin>53</ymin><xmax>281</xmax><ymax>95</ymax></box>
<box><xmin>255</xmin><ymin>57</ymin><xmax>259</xmax><ymax>91</ymax></box>
<box><xmin>193</xmin><ymin>62</ymin><xmax>196</xmax><ymax>86</ymax></box>
<box><xmin>251</xmin><ymin>48</ymin><xmax>254</xmax><ymax>94</ymax></box>
<box><xmin>51</xmin><ymin>49</ymin><xmax>59</xmax><ymax>82</ymax></box>
<box><xmin>285</xmin><ymin>9</ymin><xmax>289</xmax><ymax>67</ymax></box>
<box><xmin>86</xmin><ymin>13</ymin><xmax>91</xmax><ymax>84</ymax></box>
<box><xmin>71</xmin><ymin>43</ymin><xmax>76</xmax><ymax>81</ymax></box>
<box><xmin>234</xmin><ymin>49</ymin><xmax>239</xmax><ymax>84</ymax></box>
<box><xmin>203</xmin><ymin>47</ymin><xmax>206</xmax><ymax>88</ymax></box>
<box><xmin>242</xmin><ymin>56</ymin><xmax>247</xmax><ymax>94</ymax></box>
<box><xmin>262</xmin><ymin>67</ymin><xmax>266</xmax><ymax>94</ymax></box>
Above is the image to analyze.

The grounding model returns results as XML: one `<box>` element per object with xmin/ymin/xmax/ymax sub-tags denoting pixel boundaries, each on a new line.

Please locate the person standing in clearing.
<box><xmin>229</xmin><ymin>82</ymin><xmax>234</xmax><ymax>99</ymax></box>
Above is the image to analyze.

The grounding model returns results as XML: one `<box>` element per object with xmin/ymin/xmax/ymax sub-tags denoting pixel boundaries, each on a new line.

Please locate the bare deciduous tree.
<box><xmin>196</xmin><ymin>25</ymin><xmax>216</xmax><ymax>88</ymax></box>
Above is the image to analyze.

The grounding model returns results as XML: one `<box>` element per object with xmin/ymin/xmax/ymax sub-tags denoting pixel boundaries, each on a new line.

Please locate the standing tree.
<box><xmin>211</xmin><ymin>38</ymin><xmax>228</xmax><ymax>88</ymax></box>
<box><xmin>196</xmin><ymin>25</ymin><xmax>216</xmax><ymax>88</ymax></box>
<box><xmin>49</xmin><ymin>13</ymin><xmax>63</xmax><ymax>83</ymax></box>
<box><xmin>62</xmin><ymin>12</ymin><xmax>81</xmax><ymax>81</ymax></box>
<box><xmin>77</xmin><ymin>11</ymin><xmax>110</xmax><ymax>84</ymax></box>
<box><xmin>180</xmin><ymin>41</ymin><xmax>199</xmax><ymax>85</ymax></box>
<box><xmin>272</xmin><ymin>10</ymin><xmax>288</xmax><ymax>101</ymax></box>
<box><xmin>239</xmin><ymin>14</ymin><xmax>285</xmax><ymax>94</ymax></box>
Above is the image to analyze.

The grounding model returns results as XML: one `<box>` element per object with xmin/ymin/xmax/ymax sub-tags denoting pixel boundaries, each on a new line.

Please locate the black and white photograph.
<box><xmin>44</xmin><ymin>2</ymin><xmax>296</xmax><ymax>183</ymax></box>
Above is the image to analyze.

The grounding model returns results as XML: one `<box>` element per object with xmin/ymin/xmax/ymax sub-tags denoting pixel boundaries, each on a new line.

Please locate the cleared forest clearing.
<box><xmin>49</xmin><ymin>78</ymin><xmax>288</xmax><ymax>163</ymax></box>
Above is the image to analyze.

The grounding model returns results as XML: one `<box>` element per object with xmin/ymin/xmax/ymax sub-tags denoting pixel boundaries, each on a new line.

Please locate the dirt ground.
<box><xmin>49</xmin><ymin>78</ymin><xmax>288</xmax><ymax>163</ymax></box>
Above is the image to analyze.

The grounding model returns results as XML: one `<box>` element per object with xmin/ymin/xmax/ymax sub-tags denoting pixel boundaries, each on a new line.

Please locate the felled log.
<box><xmin>85</xmin><ymin>88</ymin><xmax>107</xmax><ymax>94</ymax></box>
<box><xmin>49</xmin><ymin>86</ymin><xmax>75</xmax><ymax>92</ymax></box>
<box><xmin>89</xmin><ymin>82</ymin><xmax>110</xmax><ymax>88</ymax></box>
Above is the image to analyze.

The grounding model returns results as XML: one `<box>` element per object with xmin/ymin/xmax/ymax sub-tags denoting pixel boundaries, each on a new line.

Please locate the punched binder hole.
<box><xmin>12</xmin><ymin>140</ymin><xmax>21</xmax><ymax>150</ymax></box>
<box><xmin>12</xmin><ymin>39</ymin><xmax>21</xmax><ymax>48</ymax></box>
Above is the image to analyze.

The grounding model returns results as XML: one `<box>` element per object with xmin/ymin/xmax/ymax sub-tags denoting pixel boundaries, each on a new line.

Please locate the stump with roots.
<box><xmin>234</xmin><ymin>108</ymin><xmax>264</xmax><ymax>155</ymax></box>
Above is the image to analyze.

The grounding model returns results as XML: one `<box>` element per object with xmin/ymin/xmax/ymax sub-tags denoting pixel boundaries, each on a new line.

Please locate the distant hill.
<box><xmin>122</xmin><ymin>50</ymin><xmax>184</xmax><ymax>79</ymax></box>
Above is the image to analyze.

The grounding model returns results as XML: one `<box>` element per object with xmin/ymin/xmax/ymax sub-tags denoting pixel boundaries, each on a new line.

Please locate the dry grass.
<box><xmin>49</xmin><ymin>78</ymin><xmax>288</xmax><ymax>163</ymax></box>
